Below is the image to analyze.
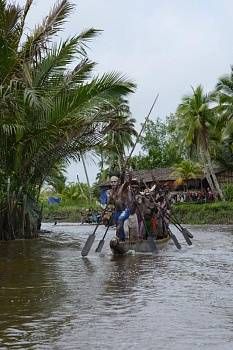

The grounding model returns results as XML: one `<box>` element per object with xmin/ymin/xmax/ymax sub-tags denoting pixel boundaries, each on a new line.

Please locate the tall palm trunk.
<box><xmin>80</xmin><ymin>153</ymin><xmax>92</xmax><ymax>205</ymax></box>
<box><xmin>205</xmin><ymin>149</ymin><xmax>225</xmax><ymax>200</ymax></box>
<box><xmin>199</xmin><ymin>148</ymin><xmax>216</xmax><ymax>194</ymax></box>
<box><xmin>100</xmin><ymin>150</ymin><xmax>104</xmax><ymax>172</ymax></box>
<box><xmin>116</xmin><ymin>144</ymin><xmax>124</xmax><ymax>172</ymax></box>
<box><xmin>199</xmin><ymin>146</ymin><xmax>225</xmax><ymax>200</ymax></box>
<box><xmin>201</xmin><ymin>134</ymin><xmax>225</xmax><ymax>200</ymax></box>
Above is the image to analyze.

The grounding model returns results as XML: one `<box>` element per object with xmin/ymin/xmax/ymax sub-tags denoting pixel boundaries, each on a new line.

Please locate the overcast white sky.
<box><xmin>21</xmin><ymin>0</ymin><xmax>233</xmax><ymax>183</ymax></box>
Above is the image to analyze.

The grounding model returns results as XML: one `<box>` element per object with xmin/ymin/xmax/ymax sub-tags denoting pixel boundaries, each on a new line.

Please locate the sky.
<box><xmin>20</xmin><ymin>0</ymin><xmax>233</xmax><ymax>183</ymax></box>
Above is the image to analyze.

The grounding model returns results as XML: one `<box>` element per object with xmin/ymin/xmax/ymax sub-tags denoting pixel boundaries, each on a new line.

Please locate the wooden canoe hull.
<box><xmin>110</xmin><ymin>235</ymin><xmax>171</xmax><ymax>255</ymax></box>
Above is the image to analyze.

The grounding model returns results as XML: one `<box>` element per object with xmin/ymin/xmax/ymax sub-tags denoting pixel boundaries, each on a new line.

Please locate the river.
<box><xmin>0</xmin><ymin>224</ymin><xmax>233</xmax><ymax>350</ymax></box>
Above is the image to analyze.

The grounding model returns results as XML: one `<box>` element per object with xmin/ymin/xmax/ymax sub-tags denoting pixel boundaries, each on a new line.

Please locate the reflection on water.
<box><xmin>0</xmin><ymin>223</ymin><xmax>233</xmax><ymax>349</ymax></box>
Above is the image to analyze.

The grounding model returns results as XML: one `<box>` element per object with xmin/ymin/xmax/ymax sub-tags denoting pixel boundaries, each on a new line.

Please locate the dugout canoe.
<box><xmin>110</xmin><ymin>235</ymin><xmax>171</xmax><ymax>255</ymax></box>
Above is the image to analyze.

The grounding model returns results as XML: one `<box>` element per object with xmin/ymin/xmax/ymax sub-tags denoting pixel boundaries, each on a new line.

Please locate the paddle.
<box><xmin>81</xmin><ymin>94</ymin><xmax>159</xmax><ymax>257</ymax></box>
<box><xmin>81</xmin><ymin>220</ymin><xmax>102</xmax><ymax>257</ymax></box>
<box><xmin>124</xmin><ymin>94</ymin><xmax>159</xmax><ymax>169</ymax></box>
<box><xmin>159</xmin><ymin>213</ymin><xmax>182</xmax><ymax>249</ymax></box>
<box><xmin>156</xmin><ymin>202</ymin><xmax>193</xmax><ymax>246</ymax></box>
<box><xmin>128</xmin><ymin>176</ymin><xmax>158</xmax><ymax>254</ymax></box>
<box><xmin>141</xmin><ymin>180</ymin><xmax>181</xmax><ymax>250</ymax></box>
<box><xmin>150</xmin><ymin>176</ymin><xmax>194</xmax><ymax>240</ymax></box>
<box><xmin>133</xmin><ymin>196</ymin><xmax>157</xmax><ymax>253</ymax></box>
<box><xmin>167</xmin><ymin>227</ymin><xmax>182</xmax><ymax>249</ymax></box>
<box><xmin>168</xmin><ymin>212</ymin><xmax>193</xmax><ymax>239</ymax></box>
<box><xmin>81</xmin><ymin>206</ymin><xmax>109</xmax><ymax>257</ymax></box>
<box><xmin>95</xmin><ymin>218</ymin><xmax>112</xmax><ymax>253</ymax></box>
<box><xmin>164</xmin><ymin>213</ymin><xmax>192</xmax><ymax>246</ymax></box>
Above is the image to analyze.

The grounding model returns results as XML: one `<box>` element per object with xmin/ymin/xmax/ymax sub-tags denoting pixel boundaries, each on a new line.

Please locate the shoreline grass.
<box><xmin>172</xmin><ymin>202</ymin><xmax>233</xmax><ymax>225</ymax></box>
<box><xmin>42</xmin><ymin>200</ymin><xmax>233</xmax><ymax>225</ymax></box>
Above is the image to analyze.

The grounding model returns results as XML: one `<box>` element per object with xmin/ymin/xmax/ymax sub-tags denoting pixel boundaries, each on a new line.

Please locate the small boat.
<box><xmin>110</xmin><ymin>235</ymin><xmax>171</xmax><ymax>255</ymax></box>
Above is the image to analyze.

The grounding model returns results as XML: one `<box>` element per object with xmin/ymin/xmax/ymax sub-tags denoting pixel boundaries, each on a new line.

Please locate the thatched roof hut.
<box><xmin>100</xmin><ymin>167</ymin><xmax>233</xmax><ymax>190</ymax></box>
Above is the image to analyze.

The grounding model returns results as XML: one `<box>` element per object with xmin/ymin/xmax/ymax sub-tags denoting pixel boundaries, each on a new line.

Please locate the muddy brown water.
<box><xmin>0</xmin><ymin>224</ymin><xmax>233</xmax><ymax>350</ymax></box>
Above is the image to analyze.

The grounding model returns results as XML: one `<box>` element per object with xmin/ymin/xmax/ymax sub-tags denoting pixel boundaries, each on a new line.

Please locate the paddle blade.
<box><xmin>81</xmin><ymin>234</ymin><xmax>95</xmax><ymax>257</ymax></box>
<box><xmin>183</xmin><ymin>228</ymin><xmax>193</xmax><ymax>239</ymax></box>
<box><xmin>181</xmin><ymin>229</ymin><xmax>192</xmax><ymax>246</ymax></box>
<box><xmin>95</xmin><ymin>239</ymin><xmax>105</xmax><ymax>253</ymax></box>
<box><xmin>170</xmin><ymin>232</ymin><xmax>181</xmax><ymax>250</ymax></box>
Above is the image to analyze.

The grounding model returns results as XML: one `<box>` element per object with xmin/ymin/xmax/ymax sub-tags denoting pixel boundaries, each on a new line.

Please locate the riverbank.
<box><xmin>42</xmin><ymin>201</ymin><xmax>233</xmax><ymax>225</ymax></box>
<box><xmin>43</xmin><ymin>205</ymin><xmax>94</xmax><ymax>223</ymax></box>
<box><xmin>42</xmin><ymin>196</ymin><xmax>102</xmax><ymax>223</ymax></box>
<box><xmin>173</xmin><ymin>202</ymin><xmax>233</xmax><ymax>225</ymax></box>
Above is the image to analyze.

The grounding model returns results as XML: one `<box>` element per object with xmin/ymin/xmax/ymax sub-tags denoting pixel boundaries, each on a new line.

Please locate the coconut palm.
<box><xmin>0</xmin><ymin>0</ymin><xmax>136</xmax><ymax>239</ymax></box>
<box><xmin>176</xmin><ymin>86</ymin><xmax>224</xmax><ymax>200</ymax></box>
<box><xmin>172</xmin><ymin>160</ymin><xmax>202</xmax><ymax>191</ymax></box>
<box><xmin>213</xmin><ymin>68</ymin><xmax>233</xmax><ymax>170</ymax></box>
<box><xmin>100</xmin><ymin>98</ymin><xmax>138</xmax><ymax>173</ymax></box>
<box><xmin>215</xmin><ymin>66</ymin><xmax>233</xmax><ymax>122</ymax></box>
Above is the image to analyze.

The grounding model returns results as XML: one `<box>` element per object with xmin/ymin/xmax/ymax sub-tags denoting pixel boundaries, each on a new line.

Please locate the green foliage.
<box><xmin>176</xmin><ymin>85</ymin><xmax>226</xmax><ymax>200</ymax></box>
<box><xmin>213</xmin><ymin>69</ymin><xmax>233</xmax><ymax>170</ymax></box>
<box><xmin>0</xmin><ymin>0</ymin><xmax>135</xmax><ymax>238</ymax></box>
<box><xmin>43</xmin><ymin>205</ymin><xmax>88</xmax><ymax>222</ymax></box>
<box><xmin>0</xmin><ymin>0</ymin><xmax>136</xmax><ymax>198</ymax></box>
<box><xmin>215</xmin><ymin>142</ymin><xmax>233</xmax><ymax>170</ymax></box>
<box><xmin>95</xmin><ymin>168</ymin><xmax>109</xmax><ymax>184</ymax></box>
<box><xmin>41</xmin><ymin>185</ymin><xmax>100</xmax><ymax>222</ymax></box>
<box><xmin>62</xmin><ymin>182</ymin><xmax>89</xmax><ymax>201</ymax></box>
<box><xmin>45</xmin><ymin>163</ymin><xmax>67</xmax><ymax>193</ymax></box>
<box><xmin>223</xmin><ymin>184</ymin><xmax>233</xmax><ymax>201</ymax></box>
<box><xmin>96</xmin><ymin>98</ymin><xmax>137</xmax><ymax>173</ymax></box>
<box><xmin>172</xmin><ymin>160</ymin><xmax>202</xmax><ymax>188</ymax></box>
<box><xmin>215</xmin><ymin>66</ymin><xmax>233</xmax><ymax>125</ymax></box>
<box><xmin>176</xmin><ymin>85</ymin><xmax>215</xmax><ymax>150</ymax></box>
<box><xmin>173</xmin><ymin>202</ymin><xmax>233</xmax><ymax>224</ymax></box>
<box><xmin>130</xmin><ymin>116</ymin><xmax>184</xmax><ymax>170</ymax></box>
<box><xmin>42</xmin><ymin>200</ymin><xmax>233</xmax><ymax>224</ymax></box>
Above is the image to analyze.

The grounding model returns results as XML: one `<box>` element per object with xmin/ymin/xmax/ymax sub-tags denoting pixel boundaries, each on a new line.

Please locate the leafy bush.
<box><xmin>173</xmin><ymin>202</ymin><xmax>233</xmax><ymax>224</ymax></box>
<box><xmin>223</xmin><ymin>184</ymin><xmax>233</xmax><ymax>201</ymax></box>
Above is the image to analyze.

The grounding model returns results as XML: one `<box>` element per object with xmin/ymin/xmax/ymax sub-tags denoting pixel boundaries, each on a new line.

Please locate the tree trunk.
<box><xmin>117</xmin><ymin>157</ymin><xmax>122</xmax><ymax>172</ymax></box>
<box><xmin>205</xmin><ymin>149</ymin><xmax>225</xmax><ymax>201</ymax></box>
<box><xmin>0</xmin><ymin>194</ymin><xmax>40</xmax><ymax>241</ymax></box>
<box><xmin>100</xmin><ymin>151</ymin><xmax>104</xmax><ymax>172</ymax></box>
<box><xmin>199</xmin><ymin>148</ymin><xmax>216</xmax><ymax>194</ymax></box>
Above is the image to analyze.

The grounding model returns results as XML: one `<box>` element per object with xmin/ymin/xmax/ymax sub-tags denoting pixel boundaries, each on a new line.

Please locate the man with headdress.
<box><xmin>101</xmin><ymin>175</ymin><xmax>120</xmax><ymax>227</ymax></box>
<box><xmin>108</xmin><ymin>174</ymin><xmax>139</xmax><ymax>241</ymax></box>
<box><xmin>122</xmin><ymin>178</ymin><xmax>140</xmax><ymax>241</ymax></box>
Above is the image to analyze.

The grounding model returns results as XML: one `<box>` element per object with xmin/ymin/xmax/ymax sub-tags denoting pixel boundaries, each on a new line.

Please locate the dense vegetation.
<box><xmin>0</xmin><ymin>0</ymin><xmax>136</xmax><ymax>239</ymax></box>
<box><xmin>1</xmin><ymin>1</ymin><xmax>233</xmax><ymax>239</ymax></box>
<box><xmin>173</xmin><ymin>202</ymin><xmax>233</xmax><ymax>225</ymax></box>
<box><xmin>42</xmin><ymin>200</ymin><xmax>233</xmax><ymax>225</ymax></box>
<box><xmin>129</xmin><ymin>82</ymin><xmax>233</xmax><ymax>201</ymax></box>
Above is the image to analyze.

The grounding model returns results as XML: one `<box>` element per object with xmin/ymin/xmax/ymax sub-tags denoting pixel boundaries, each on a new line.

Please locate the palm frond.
<box><xmin>63</xmin><ymin>58</ymin><xmax>96</xmax><ymax>87</ymax></box>
<box><xmin>21</xmin><ymin>0</ymin><xmax>75</xmax><ymax>62</ymax></box>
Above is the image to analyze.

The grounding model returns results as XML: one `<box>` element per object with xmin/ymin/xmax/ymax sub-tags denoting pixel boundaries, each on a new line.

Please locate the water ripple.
<box><xmin>0</xmin><ymin>224</ymin><xmax>233</xmax><ymax>349</ymax></box>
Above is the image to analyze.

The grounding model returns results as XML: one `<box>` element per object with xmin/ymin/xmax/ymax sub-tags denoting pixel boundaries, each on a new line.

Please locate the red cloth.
<box><xmin>151</xmin><ymin>215</ymin><xmax>158</xmax><ymax>232</ymax></box>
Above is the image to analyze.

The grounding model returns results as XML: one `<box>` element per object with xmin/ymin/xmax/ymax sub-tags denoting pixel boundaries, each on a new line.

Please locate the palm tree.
<box><xmin>176</xmin><ymin>86</ymin><xmax>225</xmax><ymax>200</ymax></box>
<box><xmin>215</xmin><ymin>66</ymin><xmax>233</xmax><ymax>122</ymax></box>
<box><xmin>214</xmin><ymin>68</ymin><xmax>233</xmax><ymax>170</ymax></box>
<box><xmin>62</xmin><ymin>182</ymin><xmax>88</xmax><ymax>202</ymax></box>
<box><xmin>45</xmin><ymin>162</ymin><xmax>67</xmax><ymax>194</ymax></box>
<box><xmin>172</xmin><ymin>160</ymin><xmax>202</xmax><ymax>191</ymax></box>
<box><xmin>0</xmin><ymin>0</ymin><xmax>136</xmax><ymax>239</ymax></box>
<box><xmin>100</xmin><ymin>98</ymin><xmax>138</xmax><ymax>173</ymax></box>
